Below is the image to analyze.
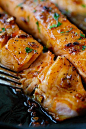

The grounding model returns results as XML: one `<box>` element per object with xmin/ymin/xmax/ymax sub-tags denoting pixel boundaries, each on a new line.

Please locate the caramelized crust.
<box><xmin>34</xmin><ymin>56</ymin><xmax>86</xmax><ymax>121</ymax></box>
<box><xmin>1</xmin><ymin>0</ymin><xmax>86</xmax><ymax>82</ymax></box>
<box><xmin>19</xmin><ymin>51</ymin><xmax>54</xmax><ymax>95</ymax></box>
<box><xmin>1</xmin><ymin>30</ymin><xmax>43</xmax><ymax>71</ymax></box>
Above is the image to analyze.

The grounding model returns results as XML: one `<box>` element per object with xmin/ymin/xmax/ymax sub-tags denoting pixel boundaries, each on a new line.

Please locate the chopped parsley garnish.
<box><xmin>82</xmin><ymin>46</ymin><xmax>86</xmax><ymax>51</ymax></box>
<box><xmin>34</xmin><ymin>50</ymin><xmax>37</xmax><ymax>53</ymax></box>
<box><xmin>34</xmin><ymin>0</ymin><xmax>37</xmax><ymax>2</ymax></box>
<box><xmin>80</xmin><ymin>33</ymin><xmax>85</xmax><ymax>38</ymax></box>
<box><xmin>49</xmin><ymin>22</ymin><xmax>62</xmax><ymax>29</ymax></box>
<box><xmin>66</xmin><ymin>30</ymin><xmax>70</xmax><ymax>33</ymax></box>
<box><xmin>82</xmin><ymin>4</ymin><xmax>86</xmax><ymax>8</ymax></box>
<box><xmin>60</xmin><ymin>28</ymin><xmax>73</xmax><ymax>34</ymax></box>
<box><xmin>78</xmin><ymin>38</ymin><xmax>82</xmax><ymax>40</ymax></box>
<box><xmin>27</xmin><ymin>16</ymin><xmax>29</xmax><ymax>22</ymax></box>
<box><xmin>35</xmin><ymin>71</ymin><xmax>40</xmax><ymax>74</ymax></box>
<box><xmin>0</xmin><ymin>28</ymin><xmax>5</xmax><ymax>33</ymax></box>
<box><xmin>25</xmin><ymin>47</ymin><xmax>33</xmax><ymax>53</ymax></box>
<box><xmin>36</xmin><ymin>21</ymin><xmax>40</xmax><ymax>33</ymax></box>
<box><xmin>55</xmin><ymin>3</ymin><xmax>58</xmax><ymax>7</ymax></box>
<box><xmin>15</xmin><ymin>2</ymin><xmax>23</xmax><ymax>9</ymax></box>
<box><xmin>56</xmin><ymin>22</ymin><xmax>62</xmax><ymax>27</ymax></box>
<box><xmin>54</xmin><ymin>13</ymin><xmax>60</xmax><ymax>20</ymax></box>
<box><xmin>66</xmin><ymin>28</ymin><xmax>73</xmax><ymax>33</ymax></box>
<box><xmin>75</xmin><ymin>32</ymin><xmax>78</xmax><ymax>35</ymax></box>
<box><xmin>70</xmin><ymin>28</ymin><xmax>73</xmax><ymax>30</ymax></box>
<box><xmin>49</xmin><ymin>24</ymin><xmax>57</xmax><ymax>29</ymax></box>
<box><xmin>43</xmin><ymin>46</ymin><xmax>48</xmax><ymax>52</ymax></box>
<box><xmin>33</xmin><ymin>9</ymin><xmax>37</xmax><ymax>13</ymax></box>
<box><xmin>60</xmin><ymin>31</ymin><xmax>64</xmax><ymax>34</ymax></box>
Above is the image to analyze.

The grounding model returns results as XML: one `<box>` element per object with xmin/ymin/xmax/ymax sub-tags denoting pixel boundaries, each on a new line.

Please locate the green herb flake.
<box><xmin>70</xmin><ymin>28</ymin><xmax>73</xmax><ymax>30</ymax></box>
<box><xmin>75</xmin><ymin>32</ymin><xmax>78</xmax><ymax>35</ymax></box>
<box><xmin>34</xmin><ymin>50</ymin><xmax>37</xmax><ymax>53</ymax></box>
<box><xmin>43</xmin><ymin>46</ymin><xmax>48</xmax><ymax>52</ymax></box>
<box><xmin>49</xmin><ymin>22</ymin><xmax>62</xmax><ymax>29</ymax></box>
<box><xmin>66</xmin><ymin>31</ymin><xmax>70</xmax><ymax>33</ymax></box>
<box><xmin>54</xmin><ymin>13</ymin><xmax>60</xmax><ymax>20</ymax></box>
<box><xmin>25</xmin><ymin>47</ymin><xmax>33</xmax><ymax>53</ymax></box>
<box><xmin>55</xmin><ymin>3</ymin><xmax>58</xmax><ymax>7</ymax></box>
<box><xmin>36</xmin><ymin>21</ymin><xmax>40</xmax><ymax>33</ymax></box>
<box><xmin>82</xmin><ymin>4</ymin><xmax>86</xmax><ymax>8</ymax></box>
<box><xmin>78</xmin><ymin>38</ymin><xmax>82</xmax><ymax>40</ymax></box>
<box><xmin>57</xmin><ymin>22</ymin><xmax>62</xmax><ymax>27</ymax></box>
<box><xmin>36</xmin><ymin>71</ymin><xmax>40</xmax><ymax>74</ymax></box>
<box><xmin>49</xmin><ymin>24</ymin><xmax>57</xmax><ymax>29</ymax></box>
<box><xmin>0</xmin><ymin>28</ymin><xmax>5</xmax><ymax>33</ymax></box>
<box><xmin>27</xmin><ymin>16</ymin><xmax>29</xmax><ymax>22</ymax></box>
<box><xmin>82</xmin><ymin>46</ymin><xmax>86</xmax><ymax>51</ymax></box>
<box><xmin>60</xmin><ymin>31</ymin><xmax>64</xmax><ymax>34</ymax></box>
<box><xmin>15</xmin><ymin>2</ymin><xmax>23</xmax><ymax>9</ymax></box>
<box><xmin>33</xmin><ymin>9</ymin><xmax>37</xmax><ymax>13</ymax></box>
<box><xmin>80</xmin><ymin>33</ymin><xmax>85</xmax><ymax>38</ymax></box>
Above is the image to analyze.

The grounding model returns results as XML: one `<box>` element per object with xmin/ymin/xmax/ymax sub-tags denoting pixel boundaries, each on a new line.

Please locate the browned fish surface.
<box><xmin>1</xmin><ymin>30</ymin><xmax>43</xmax><ymax>71</ymax></box>
<box><xmin>19</xmin><ymin>51</ymin><xmax>54</xmax><ymax>95</ymax></box>
<box><xmin>0</xmin><ymin>7</ymin><xmax>19</xmax><ymax>59</ymax></box>
<box><xmin>1</xmin><ymin>0</ymin><xmax>86</xmax><ymax>83</ymax></box>
<box><xmin>0</xmin><ymin>5</ymin><xmax>86</xmax><ymax>122</ymax></box>
<box><xmin>50</xmin><ymin>0</ymin><xmax>86</xmax><ymax>15</ymax></box>
<box><xmin>34</xmin><ymin>56</ymin><xmax>86</xmax><ymax>121</ymax></box>
<box><xmin>0</xmin><ymin>7</ymin><xmax>43</xmax><ymax>71</ymax></box>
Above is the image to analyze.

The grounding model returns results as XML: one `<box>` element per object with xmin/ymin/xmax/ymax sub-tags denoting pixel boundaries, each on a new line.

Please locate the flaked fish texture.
<box><xmin>50</xmin><ymin>0</ymin><xmax>86</xmax><ymax>15</ymax></box>
<box><xmin>1</xmin><ymin>0</ymin><xmax>86</xmax><ymax>83</ymax></box>
<box><xmin>19</xmin><ymin>51</ymin><xmax>54</xmax><ymax>95</ymax></box>
<box><xmin>34</xmin><ymin>56</ymin><xmax>86</xmax><ymax>121</ymax></box>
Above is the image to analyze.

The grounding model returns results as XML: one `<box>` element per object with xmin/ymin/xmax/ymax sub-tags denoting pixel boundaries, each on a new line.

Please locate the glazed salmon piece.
<box><xmin>0</xmin><ymin>7</ymin><xmax>19</xmax><ymax>48</ymax></box>
<box><xmin>1</xmin><ymin>30</ymin><xmax>43</xmax><ymax>71</ymax></box>
<box><xmin>19</xmin><ymin>51</ymin><xmax>54</xmax><ymax>95</ymax></box>
<box><xmin>0</xmin><ymin>7</ymin><xmax>19</xmax><ymax>59</ymax></box>
<box><xmin>1</xmin><ymin>0</ymin><xmax>86</xmax><ymax>82</ymax></box>
<box><xmin>50</xmin><ymin>0</ymin><xmax>86</xmax><ymax>15</ymax></box>
<box><xmin>34</xmin><ymin>56</ymin><xmax>86</xmax><ymax>121</ymax></box>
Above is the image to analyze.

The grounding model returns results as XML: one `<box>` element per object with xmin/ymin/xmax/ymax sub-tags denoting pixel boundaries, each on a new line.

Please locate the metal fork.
<box><xmin>0</xmin><ymin>63</ymin><xmax>22</xmax><ymax>89</ymax></box>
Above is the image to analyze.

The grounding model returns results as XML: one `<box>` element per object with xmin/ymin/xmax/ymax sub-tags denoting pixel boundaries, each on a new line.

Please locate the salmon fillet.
<box><xmin>1</xmin><ymin>30</ymin><xmax>43</xmax><ymax>71</ymax></box>
<box><xmin>19</xmin><ymin>51</ymin><xmax>54</xmax><ymax>95</ymax></box>
<box><xmin>1</xmin><ymin>0</ymin><xmax>86</xmax><ymax>82</ymax></box>
<box><xmin>0</xmin><ymin>7</ymin><xmax>19</xmax><ymax>59</ymax></box>
<box><xmin>0</xmin><ymin>7</ymin><xmax>43</xmax><ymax>71</ymax></box>
<box><xmin>0</xmin><ymin>6</ymin><xmax>86</xmax><ymax>121</ymax></box>
<box><xmin>34</xmin><ymin>56</ymin><xmax>86</xmax><ymax>121</ymax></box>
<box><xmin>50</xmin><ymin>0</ymin><xmax>86</xmax><ymax>15</ymax></box>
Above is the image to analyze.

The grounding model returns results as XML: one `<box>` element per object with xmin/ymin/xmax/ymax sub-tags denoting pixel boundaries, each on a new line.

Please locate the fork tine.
<box><xmin>0</xmin><ymin>75</ymin><xmax>21</xmax><ymax>85</ymax></box>
<box><xmin>0</xmin><ymin>69</ymin><xmax>19</xmax><ymax>79</ymax></box>
<box><xmin>0</xmin><ymin>63</ymin><xmax>21</xmax><ymax>85</ymax></box>
<box><xmin>0</xmin><ymin>63</ymin><xmax>17</xmax><ymax>73</ymax></box>
<box><xmin>0</xmin><ymin>80</ymin><xmax>22</xmax><ymax>90</ymax></box>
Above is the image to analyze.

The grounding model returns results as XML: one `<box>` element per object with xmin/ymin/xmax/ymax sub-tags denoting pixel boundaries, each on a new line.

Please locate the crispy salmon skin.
<box><xmin>1</xmin><ymin>0</ymin><xmax>86</xmax><ymax>82</ymax></box>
